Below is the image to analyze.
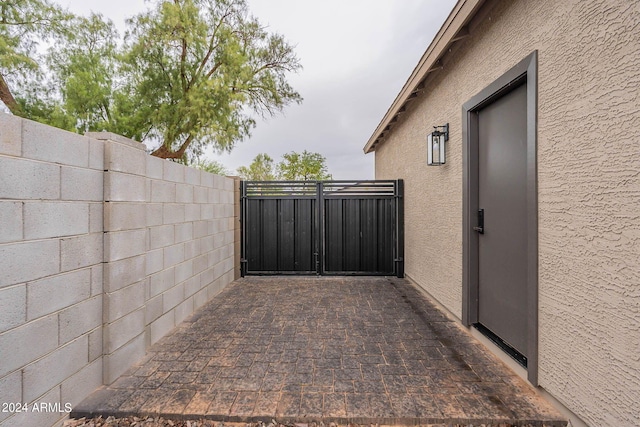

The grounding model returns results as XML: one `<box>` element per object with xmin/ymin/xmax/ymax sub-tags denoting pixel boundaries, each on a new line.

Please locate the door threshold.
<box><xmin>473</xmin><ymin>323</ymin><xmax>527</xmax><ymax>368</ymax></box>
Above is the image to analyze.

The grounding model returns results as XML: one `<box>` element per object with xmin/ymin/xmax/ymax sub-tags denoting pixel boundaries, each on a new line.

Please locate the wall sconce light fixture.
<box><xmin>427</xmin><ymin>123</ymin><xmax>449</xmax><ymax>166</ymax></box>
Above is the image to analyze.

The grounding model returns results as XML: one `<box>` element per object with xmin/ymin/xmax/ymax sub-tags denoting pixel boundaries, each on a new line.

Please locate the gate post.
<box><xmin>239</xmin><ymin>180</ymin><xmax>247</xmax><ymax>277</ymax></box>
<box><xmin>395</xmin><ymin>179</ymin><xmax>405</xmax><ymax>278</ymax></box>
<box><xmin>315</xmin><ymin>181</ymin><xmax>324</xmax><ymax>275</ymax></box>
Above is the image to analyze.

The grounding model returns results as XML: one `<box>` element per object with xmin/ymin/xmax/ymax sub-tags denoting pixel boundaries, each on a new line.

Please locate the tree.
<box><xmin>122</xmin><ymin>0</ymin><xmax>302</xmax><ymax>160</ymax></box>
<box><xmin>237</xmin><ymin>153</ymin><xmax>276</xmax><ymax>180</ymax></box>
<box><xmin>0</xmin><ymin>0</ymin><xmax>71</xmax><ymax>117</ymax></box>
<box><xmin>193</xmin><ymin>158</ymin><xmax>229</xmax><ymax>175</ymax></box>
<box><xmin>1</xmin><ymin>0</ymin><xmax>302</xmax><ymax>162</ymax></box>
<box><xmin>277</xmin><ymin>150</ymin><xmax>332</xmax><ymax>181</ymax></box>
<box><xmin>237</xmin><ymin>151</ymin><xmax>332</xmax><ymax>181</ymax></box>
<box><xmin>46</xmin><ymin>13</ymin><xmax>119</xmax><ymax>133</ymax></box>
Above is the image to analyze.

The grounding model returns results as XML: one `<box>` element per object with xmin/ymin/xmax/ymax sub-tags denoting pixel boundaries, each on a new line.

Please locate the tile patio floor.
<box><xmin>72</xmin><ymin>276</ymin><xmax>566</xmax><ymax>426</ymax></box>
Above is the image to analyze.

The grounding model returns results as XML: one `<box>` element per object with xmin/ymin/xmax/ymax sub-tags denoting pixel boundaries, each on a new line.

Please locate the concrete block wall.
<box><xmin>0</xmin><ymin>116</ymin><xmax>237</xmax><ymax>427</ymax></box>
<box><xmin>90</xmin><ymin>132</ymin><xmax>236</xmax><ymax>385</ymax></box>
<box><xmin>0</xmin><ymin>114</ymin><xmax>104</xmax><ymax>427</ymax></box>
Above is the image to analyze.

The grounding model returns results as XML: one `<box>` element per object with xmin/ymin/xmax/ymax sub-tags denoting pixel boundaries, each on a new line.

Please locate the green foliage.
<box><xmin>277</xmin><ymin>150</ymin><xmax>332</xmax><ymax>181</ymax></box>
<box><xmin>193</xmin><ymin>158</ymin><xmax>230</xmax><ymax>176</ymax></box>
<box><xmin>237</xmin><ymin>151</ymin><xmax>332</xmax><ymax>181</ymax></box>
<box><xmin>121</xmin><ymin>0</ymin><xmax>302</xmax><ymax>159</ymax></box>
<box><xmin>47</xmin><ymin>13</ymin><xmax>119</xmax><ymax>133</ymax></box>
<box><xmin>0</xmin><ymin>0</ymin><xmax>71</xmax><ymax>115</ymax></box>
<box><xmin>237</xmin><ymin>153</ymin><xmax>276</xmax><ymax>181</ymax></box>
<box><xmin>0</xmin><ymin>0</ymin><xmax>302</xmax><ymax>160</ymax></box>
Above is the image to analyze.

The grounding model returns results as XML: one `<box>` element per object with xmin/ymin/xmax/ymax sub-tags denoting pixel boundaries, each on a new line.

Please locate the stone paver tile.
<box><xmin>230</xmin><ymin>376</ymin><xmax>262</xmax><ymax>392</ymax></box>
<box><xmin>358</xmin><ymin>354</ymin><xmax>385</xmax><ymax>365</ymax></box>
<box><xmin>110</xmin><ymin>375</ymin><xmax>146</xmax><ymax>390</ymax></box>
<box><xmin>139</xmin><ymin>371</ymin><xmax>171</xmax><ymax>388</ymax></box>
<box><xmin>117</xmin><ymin>389</ymin><xmax>161</xmax><ymax>413</ymax></box>
<box><xmin>345</xmin><ymin>393</ymin><xmax>369</xmax><ymax>418</ymax></box>
<box><xmin>313</xmin><ymin>368</ymin><xmax>334</xmax><ymax>387</ymax></box>
<box><xmin>388</xmin><ymin>394</ymin><xmax>420</xmax><ymax>418</ymax></box>
<box><xmin>322</xmin><ymin>393</ymin><xmax>347</xmax><ymax>418</ymax></box>
<box><xmin>268</xmin><ymin>362</ymin><xmax>296</xmax><ymax>373</ymax></box>
<box><xmin>132</xmin><ymin>361</ymin><xmax>161</xmax><ymax>377</ymax></box>
<box><xmin>300</xmin><ymin>392</ymin><xmax>323</xmax><ymax>418</ymax></box>
<box><xmin>157</xmin><ymin>360</ymin><xmax>191</xmax><ymax>372</ymax></box>
<box><xmin>163</xmin><ymin>389</ymin><xmax>196</xmax><ymax>414</ymax></box>
<box><xmin>183</xmin><ymin>390</ymin><xmax>216</xmax><ymax>415</ymax></box>
<box><xmin>333</xmin><ymin>379</ymin><xmax>354</xmax><ymax>393</ymax></box>
<box><xmin>166</xmin><ymin>371</ymin><xmax>198</xmax><ymax>384</ymax></box>
<box><xmin>454</xmin><ymin>393</ymin><xmax>492</xmax><ymax>418</ymax></box>
<box><xmin>141</xmin><ymin>388</ymin><xmax>173</xmax><ymax>414</ymax></box>
<box><xmin>261</xmin><ymin>372</ymin><xmax>285</xmax><ymax>392</ymax></box>
<box><xmin>314</xmin><ymin>357</ymin><xmax>339</xmax><ymax>369</ymax></box>
<box><xmin>235</xmin><ymin>353</ymin><xmax>257</xmax><ymax>367</ymax></box>
<box><xmin>185</xmin><ymin>357</ymin><xmax>210</xmax><ymax>372</ymax></box>
<box><xmin>383</xmin><ymin>375</ymin><xmax>407</xmax><ymax>394</ymax></box>
<box><xmin>366</xmin><ymin>393</ymin><xmax>395</xmax><ymax>418</ymax></box>
<box><xmin>353</xmin><ymin>380</ymin><xmax>385</xmax><ymax>394</ymax></box>
<box><xmin>295</xmin><ymin>358</ymin><xmax>314</xmax><ymax>373</ymax></box>
<box><xmin>334</xmin><ymin>368</ymin><xmax>362</xmax><ymax>381</ymax></box>
<box><xmin>247</xmin><ymin>362</ymin><xmax>269</xmax><ymax>377</ymax></box>
<box><xmin>213</xmin><ymin>376</ymin><xmax>239</xmax><ymax>391</ymax></box>
<box><xmin>206</xmin><ymin>391</ymin><xmax>237</xmax><ymax>416</ymax></box>
<box><xmin>195</xmin><ymin>367</ymin><xmax>219</xmax><ymax>385</ymax></box>
<box><xmin>379</xmin><ymin>364</ymin><xmax>409</xmax><ymax>376</ymax></box>
<box><xmin>229</xmin><ymin>391</ymin><xmax>257</xmax><ymax>417</ymax></box>
<box><xmin>253</xmin><ymin>392</ymin><xmax>279</xmax><ymax>417</ymax></box>
<box><xmin>413</xmin><ymin>393</ymin><xmax>442</xmax><ymax>417</ymax></box>
<box><xmin>275</xmin><ymin>392</ymin><xmax>300</xmax><ymax>418</ymax></box>
<box><xmin>151</xmin><ymin>351</ymin><xmax>183</xmax><ymax>361</ymax></box>
<box><xmin>431</xmin><ymin>393</ymin><xmax>467</xmax><ymax>418</ymax></box>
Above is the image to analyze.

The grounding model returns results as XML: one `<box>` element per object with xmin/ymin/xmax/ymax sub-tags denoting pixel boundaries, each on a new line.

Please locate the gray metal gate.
<box><xmin>240</xmin><ymin>180</ymin><xmax>404</xmax><ymax>277</ymax></box>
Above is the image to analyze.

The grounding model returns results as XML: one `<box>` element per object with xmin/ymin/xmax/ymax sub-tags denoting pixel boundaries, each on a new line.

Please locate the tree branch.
<box><xmin>0</xmin><ymin>72</ymin><xmax>23</xmax><ymax>116</ymax></box>
<box><xmin>150</xmin><ymin>134</ymin><xmax>194</xmax><ymax>159</ymax></box>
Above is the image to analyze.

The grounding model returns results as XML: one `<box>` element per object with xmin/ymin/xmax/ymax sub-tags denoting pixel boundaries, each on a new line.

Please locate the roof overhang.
<box><xmin>363</xmin><ymin>0</ymin><xmax>485</xmax><ymax>154</ymax></box>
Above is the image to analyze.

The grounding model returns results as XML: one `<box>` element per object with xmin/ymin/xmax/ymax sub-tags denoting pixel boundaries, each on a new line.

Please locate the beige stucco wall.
<box><xmin>373</xmin><ymin>1</ymin><xmax>640</xmax><ymax>426</ymax></box>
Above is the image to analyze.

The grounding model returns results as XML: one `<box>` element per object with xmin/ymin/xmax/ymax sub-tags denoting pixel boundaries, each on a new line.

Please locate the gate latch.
<box><xmin>473</xmin><ymin>209</ymin><xmax>484</xmax><ymax>234</ymax></box>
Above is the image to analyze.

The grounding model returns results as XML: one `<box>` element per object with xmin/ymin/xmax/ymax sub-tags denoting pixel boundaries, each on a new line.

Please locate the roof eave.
<box><xmin>363</xmin><ymin>0</ymin><xmax>485</xmax><ymax>154</ymax></box>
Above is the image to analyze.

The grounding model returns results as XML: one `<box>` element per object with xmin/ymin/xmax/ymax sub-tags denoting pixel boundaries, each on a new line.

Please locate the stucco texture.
<box><xmin>373</xmin><ymin>1</ymin><xmax>640</xmax><ymax>426</ymax></box>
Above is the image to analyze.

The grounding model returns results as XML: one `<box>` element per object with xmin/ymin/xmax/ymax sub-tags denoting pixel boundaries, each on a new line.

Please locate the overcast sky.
<box><xmin>51</xmin><ymin>0</ymin><xmax>457</xmax><ymax>179</ymax></box>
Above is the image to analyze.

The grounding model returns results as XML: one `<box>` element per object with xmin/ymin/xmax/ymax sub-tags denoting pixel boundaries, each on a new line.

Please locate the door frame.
<box><xmin>461</xmin><ymin>51</ymin><xmax>538</xmax><ymax>384</ymax></box>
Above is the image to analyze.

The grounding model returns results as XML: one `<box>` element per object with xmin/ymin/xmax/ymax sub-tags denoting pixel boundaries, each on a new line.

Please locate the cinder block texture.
<box><xmin>59</xmin><ymin>296</ymin><xmax>102</xmax><ymax>345</ymax></box>
<box><xmin>103</xmin><ymin>333</ymin><xmax>146</xmax><ymax>384</ymax></box>
<box><xmin>104</xmin><ymin>172</ymin><xmax>148</xmax><ymax>202</ymax></box>
<box><xmin>0</xmin><ymin>113</ymin><xmax>21</xmax><ymax>157</ymax></box>
<box><xmin>23</xmin><ymin>201</ymin><xmax>89</xmax><ymax>239</ymax></box>
<box><xmin>0</xmin><ymin>315</ymin><xmax>58</xmax><ymax>377</ymax></box>
<box><xmin>0</xmin><ymin>156</ymin><xmax>60</xmax><ymax>200</ymax></box>
<box><xmin>104</xmin><ymin>229</ymin><xmax>147</xmax><ymax>262</ymax></box>
<box><xmin>61</xmin><ymin>166</ymin><xmax>103</xmax><ymax>201</ymax></box>
<box><xmin>0</xmin><ymin>285</ymin><xmax>26</xmax><ymax>333</ymax></box>
<box><xmin>27</xmin><ymin>269</ymin><xmax>91</xmax><ymax>321</ymax></box>
<box><xmin>0</xmin><ymin>201</ymin><xmax>22</xmax><ymax>244</ymax></box>
<box><xmin>0</xmin><ymin>371</ymin><xmax>21</xmax><ymax>423</ymax></box>
<box><xmin>22</xmin><ymin>335</ymin><xmax>88</xmax><ymax>402</ymax></box>
<box><xmin>60</xmin><ymin>359</ymin><xmax>102</xmax><ymax>410</ymax></box>
<box><xmin>103</xmin><ymin>308</ymin><xmax>144</xmax><ymax>353</ymax></box>
<box><xmin>0</xmin><ymin>240</ymin><xmax>60</xmax><ymax>288</ymax></box>
<box><xmin>60</xmin><ymin>233</ymin><xmax>102</xmax><ymax>272</ymax></box>
<box><xmin>103</xmin><ymin>138</ymin><xmax>146</xmax><ymax>175</ymax></box>
<box><xmin>22</xmin><ymin>119</ymin><xmax>89</xmax><ymax>167</ymax></box>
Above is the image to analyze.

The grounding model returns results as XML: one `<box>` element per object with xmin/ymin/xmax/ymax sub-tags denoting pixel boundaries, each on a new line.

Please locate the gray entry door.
<box><xmin>477</xmin><ymin>83</ymin><xmax>528</xmax><ymax>357</ymax></box>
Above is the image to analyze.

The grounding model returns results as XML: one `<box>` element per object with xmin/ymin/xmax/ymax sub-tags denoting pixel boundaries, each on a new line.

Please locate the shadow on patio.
<box><xmin>71</xmin><ymin>276</ymin><xmax>566</xmax><ymax>426</ymax></box>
